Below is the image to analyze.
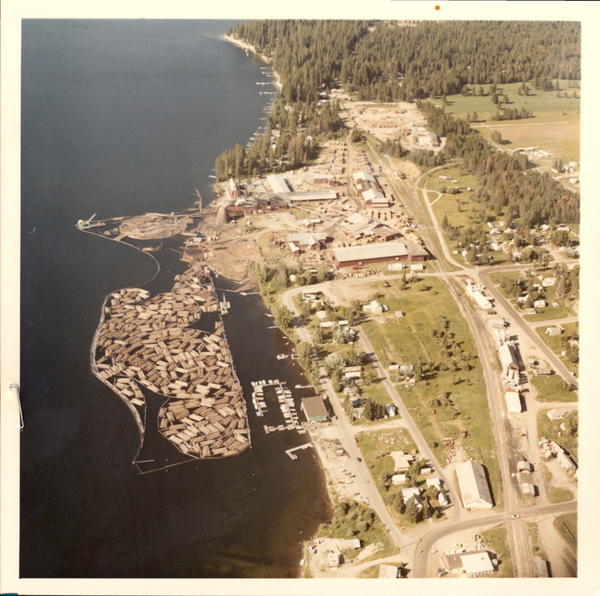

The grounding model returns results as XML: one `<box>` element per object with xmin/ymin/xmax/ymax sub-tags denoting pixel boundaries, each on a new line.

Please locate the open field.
<box><xmin>548</xmin><ymin>487</ymin><xmax>574</xmax><ymax>504</ymax></box>
<box><xmin>476</xmin><ymin>121</ymin><xmax>580</xmax><ymax>164</ymax></box>
<box><xmin>427</xmin><ymin>81</ymin><xmax>580</xmax><ymax>162</ymax></box>
<box><xmin>535</xmin><ymin>322</ymin><xmax>579</xmax><ymax>376</ymax></box>
<box><xmin>530</xmin><ymin>375</ymin><xmax>578</xmax><ymax>403</ymax></box>
<box><xmin>358</xmin><ymin>277</ymin><xmax>502</xmax><ymax>507</ymax></box>
<box><xmin>481</xmin><ymin>524</ymin><xmax>513</xmax><ymax>578</ymax></box>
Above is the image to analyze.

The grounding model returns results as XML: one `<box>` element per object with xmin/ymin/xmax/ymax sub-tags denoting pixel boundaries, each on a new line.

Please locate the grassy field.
<box><xmin>530</xmin><ymin>375</ymin><xmax>578</xmax><ymax>403</ymax></box>
<box><xmin>358</xmin><ymin>277</ymin><xmax>502</xmax><ymax>508</ymax></box>
<box><xmin>481</xmin><ymin>525</ymin><xmax>513</xmax><ymax>578</ymax></box>
<box><xmin>427</xmin><ymin>81</ymin><xmax>581</xmax><ymax>162</ymax></box>
<box><xmin>553</xmin><ymin>512</ymin><xmax>577</xmax><ymax>551</ymax></box>
<box><xmin>548</xmin><ymin>487</ymin><xmax>574</xmax><ymax>504</ymax></box>
<box><xmin>535</xmin><ymin>322</ymin><xmax>579</xmax><ymax>376</ymax></box>
<box><xmin>537</xmin><ymin>409</ymin><xmax>578</xmax><ymax>459</ymax></box>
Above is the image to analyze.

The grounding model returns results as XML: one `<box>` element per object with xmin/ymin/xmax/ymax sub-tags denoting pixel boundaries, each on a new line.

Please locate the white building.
<box><xmin>456</xmin><ymin>460</ymin><xmax>494</xmax><ymax>509</ymax></box>
<box><xmin>499</xmin><ymin>342</ymin><xmax>520</xmax><ymax>377</ymax></box>
<box><xmin>461</xmin><ymin>552</ymin><xmax>495</xmax><ymax>576</ymax></box>
<box><xmin>370</xmin><ymin>300</ymin><xmax>384</xmax><ymax>314</ymax></box>
<box><xmin>379</xmin><ymin>564</ymin><xmax>401</xmax><ymax>579</ymax></box>
<box><xmin>391</xmin><ymin>451</ymin><xmax>414</xmax><ymax>471</ymax></box>
<box><xmin>505</xmin><ymin>391</ymin><xmax>522</xmax><ymax>413</ymax></box>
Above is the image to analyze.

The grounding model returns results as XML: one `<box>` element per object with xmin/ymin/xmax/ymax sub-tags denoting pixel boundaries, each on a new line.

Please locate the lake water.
<box><xmin>20</xmin><ymin>19</ymin><xmax>331</xmax><ymax>578</ymax></box>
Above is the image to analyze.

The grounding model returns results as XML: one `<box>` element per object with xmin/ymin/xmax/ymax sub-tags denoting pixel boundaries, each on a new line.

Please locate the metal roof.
<box><xmin>455</xmin><ymin>460</ymin><xmax>493</xmax><ymax>508</ymax></box>
<box><xmin>332</xmin><ymin>241</ymin><xmax>426</xmax><ymax>263</ymax></box>
<box><xmin>266</xmin><ymin>174</ymin><xmax>290</xmax><ymax>195</ymax></box>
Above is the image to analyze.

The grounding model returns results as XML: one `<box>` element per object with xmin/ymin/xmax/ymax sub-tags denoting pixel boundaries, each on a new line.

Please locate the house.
<box><xmin>379</xmin><ymin>563</ymin><xmax>402</xmax><ymax>579</ymax></box>
<box><xmin>343</xmin><ymin>366</ymin><xmax>362</xmax><ymax>379</ymax></box>
<box><xmin>426</xmin><ymin>477</ymin><xmax>443</xmax><ymax>489</ymax></box>
<box><xmin>392</xmin><ymin>473</ymin><xmax>407</xmax><ymax>485</ymax></box>
<box><xmin>301</xmin><ymin>396</ymin><xmax>328</xmax><ymax>422</ymax></box>
<box><xmin>338</xmin><ymin>538</ymin><xmax>361</xmax><ymax>552</ymax></box>
<box><xmin>542</xmin><ymin>277</ymin><xmax>556</xmax><ymax>287</ymax></box>
<box><xmin>437</xmin><ymin>491</ymin><xmax>449</xmax><ymax>506</ymax></box>
<box><xmin>386</xmin><ymin>404</ymin><xmax>397</xmax><ymax>417</ymax></box>
<box><xmin>410</xmin><ymin>263</ymin><xmax>424</xmax><ymax>271</ymax></box>
<box><xmin>533</xmin><ymin>300</ymin><xmax>546</xmax><ymax>309</ymax></box>
<box><xmin>391</xmin><ymin>450</ymin><xmax>414</xmax><ymax>471</ymax></box>
<box><xmin>287</xmin><ymin>232</ymin><xmax>327</xmax><ymax>251</ymax></box>
<box><xmin>547</xmin><ymin>407</ymin><xmax>572</xmax><ymax>421</ymax></box>
<box><xmin>370</xmin><ymin>300</ymin><xmax>384</xmax><ymax>315</ymax></box>
<box><xmin>316</xmin><ymin>310</ymin><xmax>328</xmax><ymax>321</ymax></box>
<box><xmin>545</xmin><ymin>326</ymin><xmax>563</xmax><ymax>336</ymax></box>
<box><xmin>455</xmin><ymin>460</ymin><xmax>494</xmax><ymax>509</ymax></box>
<box><xmin>400</xmin><ymin>487</ymin><xmax>423</xmax><ymax>507</ymax></box>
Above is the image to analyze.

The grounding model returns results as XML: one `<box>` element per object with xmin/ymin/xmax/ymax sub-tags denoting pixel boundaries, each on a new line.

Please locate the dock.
<box><xmin>285</xmin><ymin>443</ymin><xmax>313</xmax><ymax>460</ymax></box>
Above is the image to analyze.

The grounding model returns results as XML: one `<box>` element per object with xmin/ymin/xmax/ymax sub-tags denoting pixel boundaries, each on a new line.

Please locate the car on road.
<box><xmin>511</xmin><ymin>514</ymin><xmax>520</xmax><ymax>519</ymax></box>
<box><xmin>431</xmin><ymin>550</ymin><xmax>438</xmax><ymax>554</ymax></box>
<box><xmin>357</xmin><ymin>457</ymin><xmax>362</xmax><ymax>462</ymax></box>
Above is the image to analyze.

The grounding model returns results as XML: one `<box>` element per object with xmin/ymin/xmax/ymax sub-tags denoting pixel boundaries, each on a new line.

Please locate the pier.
<box><xmin>285</xmin><ymin>443</ymin><xmax>313</xmax><ymax>460</ymax></box>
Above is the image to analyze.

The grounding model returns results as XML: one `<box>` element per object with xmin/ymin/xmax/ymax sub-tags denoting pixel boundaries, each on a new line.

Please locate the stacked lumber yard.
<box><xmin>92</xmin><ymin>263</ymin><xmax>250</xmax><ymax>462</ymax></box>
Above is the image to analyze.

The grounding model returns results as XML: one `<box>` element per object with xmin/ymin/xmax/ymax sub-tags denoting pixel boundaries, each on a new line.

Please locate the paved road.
<box><xmin>281</xmin><ymin>286</ymin><xmax>406</xmax><ymax>551</ymax></box>
<box><xmin>477</xmin><ymin>267</ymin><xmax>578</xmax><ymax>390</ymax></box>
<box><xmin>356</xmin><ymin>329</ymin><xmax>461</xmax><ymax>518</ymax></box>
<box><xmin>413</xmin><ymin>500</ymin><xmax>577</xmax><ymax>577</ymax></box>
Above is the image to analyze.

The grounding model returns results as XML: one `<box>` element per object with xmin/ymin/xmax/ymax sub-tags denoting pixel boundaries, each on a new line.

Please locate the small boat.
<box><xmin>276</xmin><ymin>354</ymin><xmax>288</xmax><ymax>360</ymax></box>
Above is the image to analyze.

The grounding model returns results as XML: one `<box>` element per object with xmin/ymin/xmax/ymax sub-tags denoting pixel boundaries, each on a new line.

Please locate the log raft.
<box><xmin>93</xmin><ymin>265</ymin><xmax>250</xmax><ymax>462</ymax></box>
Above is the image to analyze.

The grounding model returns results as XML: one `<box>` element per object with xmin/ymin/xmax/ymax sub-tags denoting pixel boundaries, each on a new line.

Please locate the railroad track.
<box><xmin>367</xmin><ymin>148</ymin><xmax>537</xmax><ymax>576</ymax></box>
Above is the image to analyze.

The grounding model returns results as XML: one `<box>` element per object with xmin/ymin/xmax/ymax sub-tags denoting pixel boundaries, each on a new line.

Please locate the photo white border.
<box><xmin>2</xmin><ymin>2</ymin><xmax>599</xmax><ymax>595</ymax></box>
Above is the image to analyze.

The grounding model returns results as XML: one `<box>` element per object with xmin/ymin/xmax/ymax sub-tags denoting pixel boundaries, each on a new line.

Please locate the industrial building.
<box><xmin>505</xmin><ymin>391</ymin><xmax>522</xmax><ymax>413</ymax></box>
<box><xmin>498</xmin><ymin>342</ymin><xmax>521</xmax><ymax>378</ymax></box>
<box><xmin>329</xmin><ymin>241</ymin><xmax>428</xmax><ymax>268</ymax></box>
<box><xmin>455</xmin><ymin>460</ymin><xmax>494</xmax><ymax>509</ymax></box>
<box><xmin>301</xmin><ymin>396</ymin><xmax>329</xmax><ymax>422</ymax></box>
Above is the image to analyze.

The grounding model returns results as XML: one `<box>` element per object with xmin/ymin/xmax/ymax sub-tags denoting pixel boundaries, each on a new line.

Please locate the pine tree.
<box><xmin>393</xmin><ymin>491</ymin><xmax>406</xmax><ymax>514</ymax></box>
<box><xmin>405</xmin><ymin>498</ymin><xmax>420</xmax><ymax>524</ymax></box>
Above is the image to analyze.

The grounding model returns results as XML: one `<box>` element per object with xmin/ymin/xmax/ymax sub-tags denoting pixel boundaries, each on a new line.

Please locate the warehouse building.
<box><xmin>329</xmin><ymin>241</ymin><xmax>428</xmax><ymax>268</ymax></box>
<box><xmin>301</xmin><ymin>396</ymin><xmax>329</xmax><ymax>423</ymax></box>
<box><xmin>456</xmin><ymin>460</ymin><xmax>494</xmax><ymax>509</ymax></box>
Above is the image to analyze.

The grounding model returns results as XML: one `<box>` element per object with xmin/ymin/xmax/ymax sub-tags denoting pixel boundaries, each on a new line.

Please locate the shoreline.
<box><xmin>224</xmin><ymin>34</ymin><xmax>283</xmax><ymax>92</ymax></box>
